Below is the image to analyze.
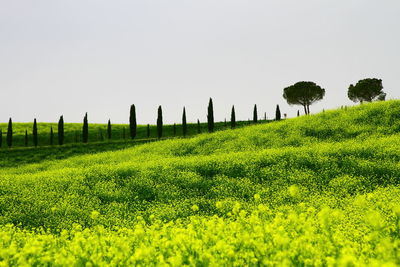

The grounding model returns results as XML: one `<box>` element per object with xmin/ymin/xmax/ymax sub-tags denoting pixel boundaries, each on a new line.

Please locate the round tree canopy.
<box><xmin>348</xmin><ymin>78</ymin><xmax>384</xmax><ymax>103</ymax></box>
<box><xmin>283</xmin><ymin>81</ymin><xmax>325</xmax><ymax>106</ymax></box>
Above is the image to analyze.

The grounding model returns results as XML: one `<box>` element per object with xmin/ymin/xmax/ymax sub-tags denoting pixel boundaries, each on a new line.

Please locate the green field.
<box><xmin>0</xmin><ymin>120</ymin><xmax>258</xmax><ymax>148</ymax></box>
<box><xmin>0</xmin><ymin>101</ymin><xmax>400</xmax><ymax>266</ymax></box>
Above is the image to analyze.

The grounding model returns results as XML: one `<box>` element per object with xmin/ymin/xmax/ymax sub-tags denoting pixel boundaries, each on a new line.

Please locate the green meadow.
<box><xmin>0</xmin><ymin>100</ymin><xmax>400</xmax><ymax>266</ymax></box>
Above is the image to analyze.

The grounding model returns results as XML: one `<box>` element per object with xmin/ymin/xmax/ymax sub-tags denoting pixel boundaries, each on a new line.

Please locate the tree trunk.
<box><xmin>303</xmin><ymin>105</ymin><xmax>307</xmax><ymax>115</ymax></box>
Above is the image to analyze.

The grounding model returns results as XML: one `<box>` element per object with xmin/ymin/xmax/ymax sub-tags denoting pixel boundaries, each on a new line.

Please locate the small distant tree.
<box><xmin>275</xmin><ymin>105</ymin><xmax>281</xmax><ymax>121</ymax></box>
<box><xmin>157</xmin><ymin>106</ymin><xmax>163</xmax><ymax>139</ymax></box>
<box><xmin>297</xmin><ymin>110</ymin><xmax>300</xmax><ymax>117</ymax></box>
<box><xmin>283</xmin><ymin>81</ymin><xmax>325</xmax><ymax>115</ymax></box>
<box><xmin>348</xmin><ymin>78</ymin><xmax>385</xmax><ymax>103</ymax></box>
<box><xmin>224</xmin><ymin>118</ymin><xmax>227</xmax><ymax>127</ymax></box>
<box><xmin>6</xmin><ymin>118</ymin><xmax>12</xmax><ymax>148</ymax></box>
<box><xmin>58</xmin><ymin>115</ymin><xmax>64</xmax><ymax>145</ymax></box>
<box><xmin>50</xmin><ymin>127</ymin><xmax>54</xmax><ymax>146</ymax></box>
<box><xmin>107</xmin><ymin>119</ymin><xmax>112</xmax><ymax>140</ymax></box>
<box><xmin>82</xmin><ymin>112</ymin><xmax>89</xmax><ymax>143</ymax></box>
<box><xmin>129</xmin><ymin>104</ymin><xmax>137</xmax><ymax>139</ymax></box>
<box><xmin>99</xmin><ymin>129</ymin><xmax>104</xmax><ymax>141</ymax></box>
<box><xmin>25</xmin><ymin>130</ymin><xmax>28</xmax><ymax>147</ymax></box>
<box><xmin>182</xmin><ymin>107</ymin><xmax>187</xmax><ymax>137</ymax></box>
<box><xmin>253</xmin><ymin>104</ymin><xmax>258</xmax><ymax>123</ymax></box>
<box><xmin>33</xmin><ymin>118</ymin><xmax>38</xmax><ymax>147</ymax></box>
<box><xmin>264</xmin><ymin>112</ymin><xmax>267</xmax><ymax>121</ymax></box>
<box><xmin>0</xmin><ymin>129</ymin><xmax>2</xmax><ymax>148</ymax></box>
<box><xmin>147</xmin><ymin>124</ymin><xmax>150</xmax><ymax>138</ymax></box>
<box><xmin>231</xmin><ymin>105</ymin><xmax>236</xmax><ymax>129</ymax></box>
<box><xmin>207</xmin><ymin>98</ymin><xmax>214</xmax><ymax>133</ymax></box>
<box><xmin>197</xmin><ymin>119</ymin><xmax>201</xmax><ymax>133</ymax></box>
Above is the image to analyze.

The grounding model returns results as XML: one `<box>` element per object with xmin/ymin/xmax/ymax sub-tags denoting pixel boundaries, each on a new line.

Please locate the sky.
<box><xmin>1</xmin><ymin>0</ymin><xmax>399</xmax><ymax>124</ymax></box>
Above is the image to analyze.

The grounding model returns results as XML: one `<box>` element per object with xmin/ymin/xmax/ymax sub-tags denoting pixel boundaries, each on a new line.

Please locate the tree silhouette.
<box><xmin>6</xmin><ymin>118</ymin><xmax>12</xmax><ymax>148</ymax></box>
<box><xmin>297</xmin><ymin>110</ymin><xmax>300</xmax><ymax>117</ymax></box>
<box><xmin>275</xmin><ymin>105</ymin><xmax>281</xmax><ymax>121</ymax></box>
<box><xmin>253</xmin><ymin>104</ymin><xmax>258</xmax><ymax>123</ymax></box>
<box><xmin>58</xmin><ymin>115</ymin><xmax>64</xmax><ymax>145</ymax></box>
<box><xmin>182</xmin><ymin>107</ymin><xmax>187</xmax><ymax>137</ymax></box>
<box><xmin>107</xmin><ymin>119</ymin><xmax>112</xmax><ymax>140</ymax></box>
<box><xmin>82</xmin><ymin>112</ymin><xmax>88</xmax><ymax>143</ymax></box>
<box><xmin>129</xmin><ymin>104</ymin><xmax>137</xmax><ymax>139</ymax></box>
<box><xmin>50</xmin><ymin>127</ymin><xmax>54</xmax><ymax>146</ymax></box>
<box><xmin>348</xmin><ymin>78</ymin><xmax>385</xmax><ymax>103</ymax></box>
<box><xmin>25</xmin><ymin>130</ymin><xmax>28</xmax><ymax>147</ymax></box>
<box><xmin>157</xmin><ymin>106</ymin><xmax>163</xmax><ymax>139</ymax></box>
<box><xmin>207</xmin><ymin>98</ymin><xmax>214</xmax><ymax>133</ymax></box>
<box><xmin>231</xmin><ymin>105</ymin><xmax>236</xmax><ymax>129</ymax></box>
<box><xmin>283</xmin><ymin>81</ymin><xmax>325</xmax><ymax>115</ymax></box>
<box><xmin>33</xmin><ymin>118</ymin><xmax>38</xmax><ymax>147</ymax></box>
<box><xmin>197</xmin><ymin>119</ymin><xmax>201</xmax><ymax>133</ymax></box>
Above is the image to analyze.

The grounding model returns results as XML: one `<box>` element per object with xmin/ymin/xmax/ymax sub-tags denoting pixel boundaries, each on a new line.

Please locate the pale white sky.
<box><xmin>1</xmin><ymin>0</ymin><xmax>399</xmax><ymax>124</ymax></box>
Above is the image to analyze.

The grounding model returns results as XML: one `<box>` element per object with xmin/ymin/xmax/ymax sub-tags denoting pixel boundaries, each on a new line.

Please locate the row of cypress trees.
<box><xmin>0</xmin><ymin>99</ymin><xmax>284</xmax><ymax>148</ymax></box>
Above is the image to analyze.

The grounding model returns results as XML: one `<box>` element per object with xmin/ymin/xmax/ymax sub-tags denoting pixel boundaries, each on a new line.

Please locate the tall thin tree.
<box><xmin>231</xmin><ymin>105</ymin><xmax>236</xmax><ymax>129</ymax></box>
<box><xmin>25</xmin><ymin>130</ymin><xmax>28</xmax><ymax>147</ymax></box>
<box><xmin>157</xmin><ymin>106</ymin><xmax>163</xmax><ymax>139</ymax></box>
<box><xmin>107</xmin><ymin>119</ymin><xmax>112</xmax><ymax>140</ymax></box>
<box><xmin>147</xmin><ymin>124</ymin><xmax>150</xmax><ymax>138</ymax></box>
<box><xmin>82</xmin><ymin>112</ymin><xmax>89</xmax><ymax>143</ymax></box>
<box><xmin>264</xmin><ymin>112</ymin><xmax>267</xmax><ymax>121</ymax></box>
<box><xmin>207</xmin><ymin>98</ymin><xmax>214</xmax><ymax>133</ymax></box>
<box><xmin>182</xmin><ymin>107</ymin><xmax>187</xmax><ymax>137</ymax></box>
<box><xmin>50</xmin><ymin>127</ymin><xmax>54</xmax><ymax>146</ymax></box>
<box><xmin>197</xmin><ymin>119</ymin><xmax>201</xmax><ymax>133</ymax></box>
<box><xmin>253</xmin><ymin>104</ymin><xmax>258</xmax><ymax>123</ymax></box>
<box><xmin>275</xmin><ymin>105</ymin><xmax>281</xmax><ymax>121</ymax></box>
<box><xmin>129</xmin><ymin>104</ymin><xmax>137</xmax><ymax>139</ymax></box>
<box><xmin>6</xmin><ymin>118</ymin><xmax>12</xmax><ymax>148</ymax></box>
<box><xmin>33</xmin><ymin>118</ymin><xmax>38</xmax><ymax>147</ymax></box>
<box><xmin>58</xmin><ymin>115</ymin><xmax>64</xmax><ymax>145</ymax></box>
<box><xmin>297</xmin><ymin>110</ymin><xmax>300</xmax><ymax>117</ymax></box>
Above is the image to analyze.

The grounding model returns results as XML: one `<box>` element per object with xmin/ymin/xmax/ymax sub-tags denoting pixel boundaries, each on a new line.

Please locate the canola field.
<box><xmin>0</xmin><ymin>101</ymin><xmax>400</xmax><ymax>266</ymax></box>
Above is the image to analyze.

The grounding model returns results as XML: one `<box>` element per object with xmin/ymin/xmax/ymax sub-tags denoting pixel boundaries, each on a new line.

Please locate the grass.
<box><xmin>0</xmin><ymin>120</ymin><xmax>260</xmax><ymax>148</ymax></box>
<box><xmin>0</xmin><ymin>100</ymin><xmax>399</xmax><ymax>266</ymax></box>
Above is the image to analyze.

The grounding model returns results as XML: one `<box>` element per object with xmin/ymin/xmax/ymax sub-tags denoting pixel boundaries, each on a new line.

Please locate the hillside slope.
<box><xmin>0</xmin><ymin>100</ymin><xmax>399</xmax><ymax>266</ymax></box>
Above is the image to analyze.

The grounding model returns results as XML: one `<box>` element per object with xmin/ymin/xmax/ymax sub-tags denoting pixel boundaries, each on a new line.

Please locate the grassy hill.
<box><xmin>0</xmin><ymin>120</ymin><xmax>257</xmax><ymax>148</ymax></box>
<box><xmin>0</xmin><ymin>100</ymin><xmax>399</xmax><ymax>266</ymax></box>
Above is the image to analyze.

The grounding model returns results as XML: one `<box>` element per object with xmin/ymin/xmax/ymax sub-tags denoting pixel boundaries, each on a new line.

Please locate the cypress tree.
<box><xmin>50</xmin><ymin>127</ymin><xmax>54</xmax><ymax>146</ymax></box>
<box><xmin>157</xmin><ymin>106</ymin><xmax>163</xmax><ymax>139</ymax></box>
<box><xmin>253</xmin><ymin>104</ymin><xmax>258</xmax><ymax>123</ymax></box>
<box><xmin>297</xmin><ymin>110</ymin><xmax>300</xmax><ymax>117</ymax></box>
<box><xmin>197</xmin><ymin>119</ymin><xmax>201</xmax><ymax>133</ymax></box>
<box><xmin>129</xmin><ymin>104</ymin><xmax>137</xmax><ymax>139</ymax></box>
<box><xmin>107</xmin><ymin>119</ymin><xmax>112</xmax><ymax>140</ymax></box>
<box><xmin>33</xmin><ymin>118</ymin><xmax>38</xmax><ymax>147</ymax></box>
<box><xmin>147</xmin><ymin>124</ymin><xmax>150</xmax><ymax>138</ymax></box>
<box><xmin>231</xmin><ymin>106</ymin><xmax>236</xmax><ymax>129</ymax></box>
<box><xmin>207</xmin><ymin>98</ymin><xmax>214</xmax><ymax>133</ymax></box>
<box><xmin>173</xmin><ymin>123</ymin><xmax>176</xmax><ymax>136</ymax></box>
<box><xmin>58</xmin><ymin>115</ymin><xmax>64</xmax><ymax>145</ymax></box>
<box><xmin>182</xmin><ymin>107</ymin><xmax>187</xmax><ymax>137</ymax></box>
<box><xmin>6</xmin><ymin>118</ymin><xmax>12</xmax><ymax>148</ymax></box>
<box><xmin>275</xmin><ymin>105</ymin><xmax>281</xmax><ymax>121</ymax></box>
<box><xmin>82</xmin><ymin>112</ymin><xmax>88</xmax><ymax>143</ymax></box>
<box><xmin>0</xmin><ymin>129</ymin><xmax>2</xmax><ymax>148</ymax></box>
<box><xmin>25</xmin><ymin>130</ymin><xmax>28</xmax><ymax>147</ymax></box>
<box><xmin>99</xmin><ymin>129</ymin><xmax>104</xmax><ymax>141</ymax></box>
